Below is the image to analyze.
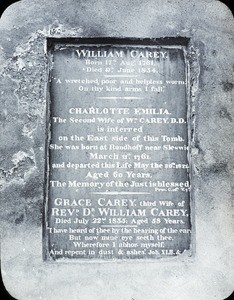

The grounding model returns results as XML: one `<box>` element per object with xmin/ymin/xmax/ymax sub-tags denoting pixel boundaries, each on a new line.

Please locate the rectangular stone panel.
<box><xmin>44</xmin><ymin>39</ymin><xmax>191</xmax><ymax>260</ymax></box>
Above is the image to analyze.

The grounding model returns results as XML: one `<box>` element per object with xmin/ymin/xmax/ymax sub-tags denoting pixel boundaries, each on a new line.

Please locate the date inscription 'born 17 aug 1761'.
<box><xmin>44</xmin><ymin>39</ymin><xmax>191</xmax><ymax>260</ymax></box>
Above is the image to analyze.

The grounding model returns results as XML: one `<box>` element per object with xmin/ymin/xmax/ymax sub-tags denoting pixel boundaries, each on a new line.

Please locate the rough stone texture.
<box><xmin>0</xmin><ymin>0</ymin><xmax>233</xmax><ymax>299</ymax></box>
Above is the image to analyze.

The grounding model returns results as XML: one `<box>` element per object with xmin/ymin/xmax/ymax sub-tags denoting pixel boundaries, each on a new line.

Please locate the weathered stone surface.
<box><xmin>0</xmin><ymin>0</ymin><xmax>233</xmax><ymax>299</ymax></box>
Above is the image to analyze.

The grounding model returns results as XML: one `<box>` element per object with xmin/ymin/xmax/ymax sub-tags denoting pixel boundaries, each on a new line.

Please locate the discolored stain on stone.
<box><xmin>212</xmin><ymin>49</ymin><xmax>217</xmax><ymax>56</ymax></box>
<box><xmin>202</xmin><ymin>161</ymin><xmax>228</xmax><ymax>176</ymax></box>
<box><xmin>219</xmin><ymin>106</ymin><xmax>233</xmax><ymax>122</ymax></box>
<box><xmin>222</xmin><ymin>81</ymin><xmax>234</xmax><ymax>92</ymax></box>
<box><xmin>20</xmin><ymin>174</ymin><xmax>43</xmax><ymax>198</ymax></box>
<box><xmin>15</xmin><ymin>213</ymin><xmax>24</xmax><ymax>225</ymax></box>
<box><xmin>194</xmin><ymin>139</ymin><xmax>202</xmax><ymax>152</ymax></box>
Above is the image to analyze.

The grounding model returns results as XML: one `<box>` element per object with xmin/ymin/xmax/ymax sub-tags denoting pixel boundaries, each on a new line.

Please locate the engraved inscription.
<box><xmin>45</xmin><ymin>41</ymin><xmax>191</xmax><ymax>260</ymax></box>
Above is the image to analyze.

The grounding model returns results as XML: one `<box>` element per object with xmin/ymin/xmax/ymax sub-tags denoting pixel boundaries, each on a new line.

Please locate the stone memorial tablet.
<box><xmin>0</xmin><ymin>1</ymin><xmax>233</xmax><ymax>299</ymax></box>
<box><xmin>45</xmin><ymin>40</ymin><xmax>191</xmax><ymax>260</ymax></box>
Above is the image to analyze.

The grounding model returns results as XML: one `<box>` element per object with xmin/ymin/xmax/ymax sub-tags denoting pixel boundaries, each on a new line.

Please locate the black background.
<box><xmin>0</xmin><ymin>0</ymin><xmax>233</xmax><ymax>299</ymax></box>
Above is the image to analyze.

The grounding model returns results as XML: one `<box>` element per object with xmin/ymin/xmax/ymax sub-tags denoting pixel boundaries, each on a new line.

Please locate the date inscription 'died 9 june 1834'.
<box><xmin>44</xmin><ymin>39</ymin><xmax>192</xmax><ymax>260</ymax></box>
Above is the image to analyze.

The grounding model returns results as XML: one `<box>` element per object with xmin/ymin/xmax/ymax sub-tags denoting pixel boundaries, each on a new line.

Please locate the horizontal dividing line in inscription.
<box><xmin>97</xmin><ymin>97</ymin><xmax>144</xmax><ymax>100</ymax></box>
<box><xmin>92</xmin><ymin>192</ymin><xmax>151</xmax><ymax>195</ymax></box>
<box><xmin>101</xmin><ymin>225</ymin><xmax>138</xmax><ymax>228</ymax></box>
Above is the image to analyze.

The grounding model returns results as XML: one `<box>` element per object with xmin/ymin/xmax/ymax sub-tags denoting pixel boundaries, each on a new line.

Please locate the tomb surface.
<box><xmin>0</xmin><ymin>0</ymin><xmax>233</xmax><ymax>299</ymax></box>
<box><xmin>45</xmin><ymin>40</ymin><xmax>191</xmax><ymax>261</ymax></box>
